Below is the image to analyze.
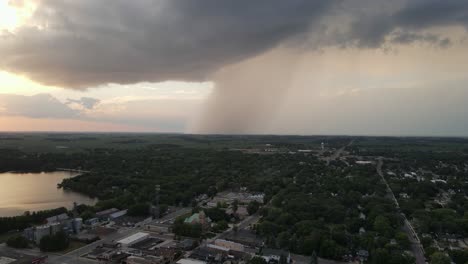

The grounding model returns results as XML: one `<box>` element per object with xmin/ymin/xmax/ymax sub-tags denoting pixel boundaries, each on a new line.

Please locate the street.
<box><xmin>48</xmin><ymin>228</ymin><xmax>137</xmax><ymax>264</ymax></box>
<box><xmin>376</xmin><ymin>158</ymin><xmax>426</xmax><ymax>264</ymax></box>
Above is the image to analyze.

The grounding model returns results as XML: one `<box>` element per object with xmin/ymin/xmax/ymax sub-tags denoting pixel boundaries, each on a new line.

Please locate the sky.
<box><xmin>0</xmin><ymin>0</ymin><xmax>468</xmax><ymax>136</ymax></box>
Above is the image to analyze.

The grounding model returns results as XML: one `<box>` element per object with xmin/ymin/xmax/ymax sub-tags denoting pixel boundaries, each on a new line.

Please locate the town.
<box><xmin>0</xmin><ymin>135</ymin><xmax>467</xmax><ymax>264</ymax></box>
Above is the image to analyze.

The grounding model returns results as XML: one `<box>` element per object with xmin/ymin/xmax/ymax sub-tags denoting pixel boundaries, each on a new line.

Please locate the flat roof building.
<box><xmin>176</xmin><ymin>259</ymin><xmax>207</xmax><ymax>264</ymax></box>
<box><xmin>117</xmin><ymin>232</ymin><xmax>150</xmax><ymax>247</ymax></box>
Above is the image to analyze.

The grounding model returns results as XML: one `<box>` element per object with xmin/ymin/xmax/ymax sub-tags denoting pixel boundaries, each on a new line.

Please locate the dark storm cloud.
<box><xmin>390</xmin><ymin>31</ymin><xmax>451</xmax><ymax>47</ymax></box>
<box><xmin>395</xmin><ymin>0</ymin><xmax>468</xmax><ymax>29</ymax></box>
<box><xmin>0</xmin><ymin>0</ymin><xmax>338</xmax><ymax>88</ymax></box>
<box><xmin>346</xmin><ymin>0</ymin><xmax>468</xmax><ymax>48</ymax></box>
<box><xmin>1</xmin><ymin>0</ymin><xmax>468</xmax><ymax>88</ymax></box>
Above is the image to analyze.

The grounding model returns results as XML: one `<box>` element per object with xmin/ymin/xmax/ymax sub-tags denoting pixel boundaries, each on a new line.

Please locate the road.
<box><xmin>157</xmin><ymin>207</ymin><xmax>192</xmax><ymax>224</ymax></box>
<box><xmin>324</xmin><ymin>140</ymin><xmax>354</xmax><ymax>165</ymax></box>
<box><xmin>48</xmin><ymin>228</ymin><xmax>137</xmax><ymax>264</ymax></box>
<box><xmin>376</xmin><ymin>158</ymin><xmax>426</xmax><ymax>264</ymax></box>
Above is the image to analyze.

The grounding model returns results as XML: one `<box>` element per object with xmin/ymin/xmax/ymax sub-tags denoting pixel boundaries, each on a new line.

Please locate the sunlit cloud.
<box><xmin>0</xmin><ymin>0</ymin><xmax>36</xmax><ymax>32</ymax></box>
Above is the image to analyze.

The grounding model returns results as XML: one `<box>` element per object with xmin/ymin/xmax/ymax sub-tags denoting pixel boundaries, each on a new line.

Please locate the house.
<box><xmin>356</xmin><ymin>250</ymin><xmax>369</xmax><ymax>261</ymax></box>
<box><xmin>184</xmin><ymin>211</ymin><xmax>211</xmax><ymax>229</ymax></box>
<box><xmin>359</xmin><ymin>227</ymin><xmax>366</xmax><ymax>235</ymax></box>
<box><xmin>261</xmin><ymin>248</ymin><xmax>291</xmax><ymax>264</ymax></box>
<box><xmin>399</xmin><ymin>193</ymin><xmax>410</xmax><ymax>199</ymax></box>
<box><xmin>359</xmin><ymin>212</ymin><xmax>366</xmax><ymax>220</ymax></box>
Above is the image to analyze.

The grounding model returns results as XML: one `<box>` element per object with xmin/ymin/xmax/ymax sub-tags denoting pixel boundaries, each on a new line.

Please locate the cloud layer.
<box><xmin>1</xmin><ymin>0</ymin><xmax>467</xmax><ymax>88</ymax></box>
<box><xmin>0</xmin><ymin>0</ymin><xmax>337</xmax><ymax>87</ymax></box>
<box><xmin>0</xmin><ymin>93</ymin><xmax>202</xmax><ymax>132</ymax></box>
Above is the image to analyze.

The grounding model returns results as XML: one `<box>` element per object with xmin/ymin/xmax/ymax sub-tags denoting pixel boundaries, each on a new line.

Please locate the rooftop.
<box><xmin>176</xmin><ymin>259</ymin><xmax>207</xmax><ymax>264</ymax></box>
<box><xmin>117</xmin><ymin>232</ymin><xmax>149</xmax><ymax>245</ymax></box>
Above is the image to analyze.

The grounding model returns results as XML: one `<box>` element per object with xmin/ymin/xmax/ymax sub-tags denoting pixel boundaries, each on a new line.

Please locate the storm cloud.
<box><xmin>1</xmin><ymin>0</ymin><xmax>467</xmax><ymax>88</ymax></box>
<box><xmin>0</xmin><ymin>0</ymin><xmax>338</xmax><ymax>88</ymax></box>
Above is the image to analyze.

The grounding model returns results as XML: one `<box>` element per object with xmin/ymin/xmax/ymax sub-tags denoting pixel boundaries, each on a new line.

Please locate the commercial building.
<box><xmin>23</xmin><ymin>222</ymin><xmax>62</xmax><ymax>244</ymax></box>
<box><xmin>46</xmin><ymin>213</ymin><xmax>69</xmax><ymax>224</ymax></box>
<box><xmin>214</xmin><ymin>239</ymin><xmax>245</xmax><ymax>252</ymax></box>
<box><xmin>145</xmin><ymin>222</ymin><xmax>171</xmax><ymax>234</ymax></box>
<box><xmin>127</xmin><ymin>255</ymin><xmax>164</xmax><ymax>264</ymax></box>
<box><xmin>96</xmin><ymin>208</ymin><xmax>119</xmax><ymax>220</ymax></box>
<box><xmin>176</xmin><ymin>259</ymin><xmax>207</xmax><ymax>264</ymax></box>
<box><xmin>109</xmin><ymin>210</ymin><xmax>127</xmax><ymax>220</ymax></box>
<box><xmin>117</xmin><ymin>232</ymin><xmax>150</xmax><ymax>248</ymax></box>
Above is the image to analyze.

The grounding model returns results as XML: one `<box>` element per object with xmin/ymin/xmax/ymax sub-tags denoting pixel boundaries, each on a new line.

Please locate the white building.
<box><xmin>176</xmin><ymin>259</ymin><xmax>207</xmax><ymax>264</ymax></box>
<box><xmin>117</xmin><ymin>232</ymin><xmax>149</xmax><ymax>247</ymax></box>
<box><xmin>214</xmin><ymin>239</ymin><xmax>245</xmax><ymax>252</ymax></box>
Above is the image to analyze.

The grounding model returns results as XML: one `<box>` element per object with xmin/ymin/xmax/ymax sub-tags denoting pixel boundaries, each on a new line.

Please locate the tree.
<box><xmin>395</xmin><ymin>232</ymin><xmax>410</xmax><ymax>249</ymax></box>
<box><xmin>319</xmin><ymin>239</ymin><xmax>340</xmax><ymax>259</ymax></box>
<box><xmin>6</xmin><ymin>235</ymin><xmax>29</xmax><ymax>248</ymax></box>
<box><xmin>249</xmin><ymin>256</ymin><xmax>267</xmax><ymax>264</ymax></box>
<box><xmin>39</xmin><ymin>231</ymin><xmax>69</xmax><ymax>252</ymax></box>
<box><xmin>128</xmin><ymin>203</ymin><xmax>149</xmax><ymax>216</ymax></box>
<box><xmin>374</xmin><ymin>216</ymin><xmax>393</xmax><ymax>237</ymax></box>
<box><xmin>372</xmin><ymin>248</ymin><xmax>389</xmax><ymax>264</ymax></box>
<box><xmin>430</xmin><ymin>252</ymin><xmax>451</xmax><ymax>264</ymax></box>
<box><xmin>233</xmin><ymin>199</ymin><xmax>239</xmax><ymax>212</ymax></box>
<box><xmin>450</xmin><ymin>250</ymin><xmax>468</xmax><ymax>264</ymax></box>
<box><xmin>213</xmin><ymin>220</ymin><xmax>229</xmax><ymax>233</ymax></box>
<box><xmin>247</xmin><ymin>201</ymin><xmax>260</xmax><ymax>215</ymax></box>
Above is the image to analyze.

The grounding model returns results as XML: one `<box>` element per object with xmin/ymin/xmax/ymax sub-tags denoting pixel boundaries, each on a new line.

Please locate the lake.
<box><xmin>0</xmin><ymin>171</ymin><xmax>97</xmax><ymax>217</ymax></box>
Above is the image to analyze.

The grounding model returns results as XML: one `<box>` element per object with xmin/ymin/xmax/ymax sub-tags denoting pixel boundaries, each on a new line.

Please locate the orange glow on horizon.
<box><xmin>0</xmin><ymin>116</ymin><xmax>152</xmax><ymax>132</ymax></box>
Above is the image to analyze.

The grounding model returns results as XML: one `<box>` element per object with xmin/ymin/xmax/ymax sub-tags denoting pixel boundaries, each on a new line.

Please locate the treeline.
<box><xmin>255</xmin><ymin>164</ymin><xmax>414</xmax><ymax>263</ymax></box>
<box><xmin>0</xmin><ymin>207</ymin><xmax>68</xmax><ymax>234</ymax></box>
<box><xmin>59</xmin><ymin>146</ymin><xmax>316</xmax><ymax>211</ymax></box>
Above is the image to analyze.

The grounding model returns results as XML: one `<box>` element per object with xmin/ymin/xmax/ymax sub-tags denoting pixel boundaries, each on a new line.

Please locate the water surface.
<box><xmin>0</xmin><ymin>171</ymin><xmax>97</xmax><ymax>217</ymax></box>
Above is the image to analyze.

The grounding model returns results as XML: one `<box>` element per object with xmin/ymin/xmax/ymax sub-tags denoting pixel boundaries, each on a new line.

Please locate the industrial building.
<box><xmin>117</xmin><ymin>232</ymin><xmax>150</xmax><ymax>248</ymax></box>
<box><xmin>176</xmin><ymin>259</ymin><xmax>207</xmax><ymax>264</ymax></box>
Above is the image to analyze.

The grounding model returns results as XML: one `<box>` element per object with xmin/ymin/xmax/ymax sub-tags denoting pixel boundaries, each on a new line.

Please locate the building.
<box><xmin>117</xmin><ymin>232</ymin><xmax>150</xmax><ymax>248</ymax></box>
<box><xmin>145</xmin><ymin>222</ymin><xmax>172</xmax><ymax>234</ymax></box>
<box><xmin>127</xmin><ymin>255</ymin><xmax>165</xmax><ymax>264</ymax></box>
<box><xmin>177</xmin><ymin>239</ymin><xmax>197</xmax><ymax>250</ymax></box>
<box><xmin>46</xmin><ymin>213</ymin><xmax>69</xmax><ymax>224</ymax></box>
<box><xmin>176</xmin><ymin>259</ymin><xmax>207</xmax><ymax>264</ymax></box>
<box><xmin>85</xmin><ymin>217</ymin><xmax>99</xmax><ymax>226</ymax></box>
<box><xmin>356</xmin><ymin>250</ymin><xmax>369</xmax><ymax>262</ymax></box>
<box><xmin>110</xmin><ymin>209</ymin><xmax>128</xmax><ymax>220</ymax></box>
<box><xmin>261</xmin><ymin>248</ymin><xmax>291</xmax><ymax>264</ymax></box>
<box><xmin>214</xmin><ymin>239</ymin><xmax>244</xmax><ymax>252</ymax></box>
<box><xmin>206</xmin><ymin>244</ymin><xmax>230</xmax><ymax>255</ymax></box>
<box><xmin>96</xmin><ymin>208</ymin><xmax>119</xmax><ymax>220</ymax></box>
<box><xmin>0</xmin><ymin>255</ymin><xmax>47</xmax><ymax>264</ymax></box>
<box><xmin>184</xmin><ymin>211</ymin><xmax>211</xmax><ymax>229</ymax></box>
<box><xmin>72</xmin><ymin>218</ymin><xmax>83</xmax><ymax>233</ymax></box>
<box><xmin>356</xmin><ymin>161</ymin><xmax>373</xmax><ymax>165</ymax></box>
<box><xmin>225</xmin><ymin>230</ymin><xmax>264</xmax><ymax>248</ymax></box>
<box><xmin>23</xmin><ymin>223</ymin><xmax>62</xmax><ymax>244</ymax></box>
